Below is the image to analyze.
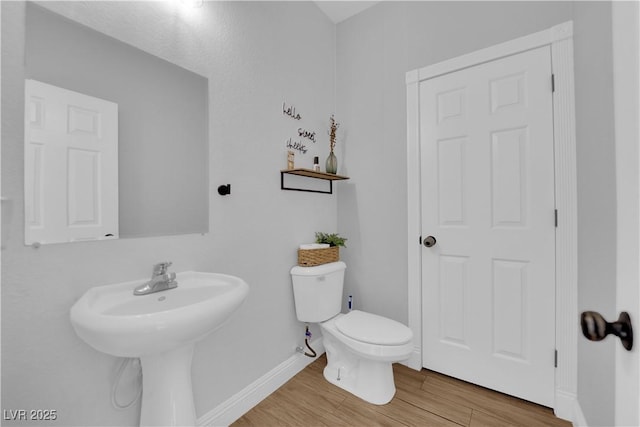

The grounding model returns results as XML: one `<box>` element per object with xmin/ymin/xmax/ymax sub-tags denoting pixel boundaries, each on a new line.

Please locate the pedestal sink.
<box><xmin>70</xmin><ymin>271</ymin><xmax>249</xmax><ymax>427</ymax></box>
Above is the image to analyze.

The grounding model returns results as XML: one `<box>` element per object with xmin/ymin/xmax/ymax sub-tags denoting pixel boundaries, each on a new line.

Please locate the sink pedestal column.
<box><xmin>139</xmin><ymin>344</ymin><xmax>196</xmax><ymax>427</ymax></box>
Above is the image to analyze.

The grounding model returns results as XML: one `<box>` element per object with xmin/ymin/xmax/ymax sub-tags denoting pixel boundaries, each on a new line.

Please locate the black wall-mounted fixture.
<box><xmin>280</xmin><ymin>169</ymin><xmax>349</xmax><ymax>195</ymax></box>
<box><xmin>581</xmin><ymin>311</ymin><xmax>633</xmax><ymax>351</ymax></box>
<box><xmin>217</xmin><ymin>184</ymin><xmax>231</xmax><ymax>196</ymax></box>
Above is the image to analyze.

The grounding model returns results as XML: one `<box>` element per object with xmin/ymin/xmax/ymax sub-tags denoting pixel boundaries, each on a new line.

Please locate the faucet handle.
<box><xmin>152</xmin><ymin>261</ymin><xmax>172</xmax><ymax>276</ymax></box>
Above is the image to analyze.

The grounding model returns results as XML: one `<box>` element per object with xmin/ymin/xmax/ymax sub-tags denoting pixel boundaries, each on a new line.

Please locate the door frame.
<box><xmin>612</xmin><ymin>3</ymin><xmax>640</xmax><ymax>425</ymax></box>
<box><xmin>405</xmin><ymin>21</ymin><xmax>577</xmax><ymax>421</ymax></box>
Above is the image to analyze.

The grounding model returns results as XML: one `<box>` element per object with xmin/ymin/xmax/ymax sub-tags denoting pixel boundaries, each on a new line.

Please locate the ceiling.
<box><xmin>314</xmin><ymin>1</ymin><xmax>380</xmax><ymax>23</ymax></box>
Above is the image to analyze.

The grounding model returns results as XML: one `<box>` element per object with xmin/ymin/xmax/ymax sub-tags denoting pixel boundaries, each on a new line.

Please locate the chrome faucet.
<box><xmin>133</xmin><ymin>262</ymin><xmax>178</xmax><ymax>296</ymax></box>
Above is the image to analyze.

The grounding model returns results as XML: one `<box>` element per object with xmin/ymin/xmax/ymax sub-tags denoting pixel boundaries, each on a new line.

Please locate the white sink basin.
<box><xmin>70</xmin><ymin>271</ymin><xmax>249</xmax><ymax>427</ymax></box>
<box><xmin>71</xmin><ymin>271</ymin><xmax>249</xmax><ymax>357</ymax></box>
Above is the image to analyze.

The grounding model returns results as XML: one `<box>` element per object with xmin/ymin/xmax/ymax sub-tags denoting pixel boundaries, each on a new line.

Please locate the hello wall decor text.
<box><xmin>283</xmin><ymin>102</ymin><xmax>317</xmax><ymax>155</ymax></box>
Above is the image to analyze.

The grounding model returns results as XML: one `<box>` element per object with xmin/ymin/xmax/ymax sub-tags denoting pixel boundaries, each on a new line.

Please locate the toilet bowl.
<box><xmin>320</xmin><ymin>310</ymin><xmax>413</xmax><ymax>404</ymax></box>
<box><xmin>290</xmin><ymin>261</ymin><xmax>413</xmax><ymax>405</ymax></box>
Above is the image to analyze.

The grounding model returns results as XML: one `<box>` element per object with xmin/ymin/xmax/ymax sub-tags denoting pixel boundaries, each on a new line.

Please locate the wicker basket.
<box><xmin>298</xmin><ymin>246</ymin><xmax>339</xmax><ymax>267</ymax></box>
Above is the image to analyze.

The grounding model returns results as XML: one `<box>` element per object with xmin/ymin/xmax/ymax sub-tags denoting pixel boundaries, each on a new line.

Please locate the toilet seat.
<box><xmin>335</xmin><ymin>310</ymin><xmax>412</xmax><ymax>345</ymax></box>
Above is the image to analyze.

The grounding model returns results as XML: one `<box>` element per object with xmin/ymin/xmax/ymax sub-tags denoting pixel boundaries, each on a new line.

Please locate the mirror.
<box><xmin>23</xmin><ymin>3</ymin><xmax>209</xmax><ymax>245</ymax></box>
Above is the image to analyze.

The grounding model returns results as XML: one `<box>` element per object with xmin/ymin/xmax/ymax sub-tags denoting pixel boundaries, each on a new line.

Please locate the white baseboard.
<box><xmin>197</xmin><ymin>338</ymin><xmax>325</xmax><ymax>427</ymax></box>
<box><xmin>573</xmin><ymin>399</ymin><xmax>588</xmax><ymax>427</ymax></box>
<box><xmin>554</xmin><ymin>389</ymin><xmax>587</xmax><ymax>427</ymax></box>
<box><xmin>555</xmin><ymin>389</ymin><xmax>576</xmax><ymax>422</ymax></box>
<box><xmin>401</xmin><ymin>346</ymin><xmax>422</xmax><ymax>371</ymax></box>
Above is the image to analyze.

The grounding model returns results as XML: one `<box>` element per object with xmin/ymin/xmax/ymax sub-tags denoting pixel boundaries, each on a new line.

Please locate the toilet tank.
<box><xmin>290</xmin><ymin>261</ymin><xmax>346</xmax><ymax>323</ymax></box>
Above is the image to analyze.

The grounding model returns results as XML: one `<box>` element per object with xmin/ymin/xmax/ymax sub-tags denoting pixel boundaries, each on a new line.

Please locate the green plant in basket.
<box><xmin>315</xmin><ymin>232</ymin><xmax>347</xmax><ymax>248</ymax></box>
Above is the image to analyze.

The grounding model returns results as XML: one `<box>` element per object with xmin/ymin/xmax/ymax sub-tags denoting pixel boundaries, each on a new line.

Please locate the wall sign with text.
<box><xmin>282</xmin><ymin>101</ymin><xmax>316</xmax><ymax>156</ymax></box>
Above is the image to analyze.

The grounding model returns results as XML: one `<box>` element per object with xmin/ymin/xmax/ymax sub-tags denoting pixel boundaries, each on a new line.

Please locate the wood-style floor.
<box><xmin>232</xmin><ymin>355</ymin><xmax>572</xmax><ymax>426</ymax></box>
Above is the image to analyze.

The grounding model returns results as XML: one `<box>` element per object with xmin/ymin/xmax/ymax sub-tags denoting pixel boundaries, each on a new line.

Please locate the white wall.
<box><xmin>335</xmin><ymin>1</ymin><xmax>617</xmax><ymax>426</ymax></box>
<box><xmin>1</xmin><ymin>1</ymin><xmax>335</xmax><ymax>425</ymax></box>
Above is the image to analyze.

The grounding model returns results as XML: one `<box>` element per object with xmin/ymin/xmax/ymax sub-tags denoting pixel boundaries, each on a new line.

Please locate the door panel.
<box><xmin>439</xmin><ymin>254</ymin><xmax>469</xmax><ymax>347</ymax></box>
<box><xmin>492</xmin><ymin>258</ymin><xmax>528</xmax><ymax>360</ymax></box>
<box><xmin>421</xmin><ymin>46</ymin><xmax>555</xmax><ymax>406</ymax></box>
<box><xmin>491</xmin><ymin>127</ymin><xmax>528</xmax><ymax>227</ymax></box>
<box><xmin>437</xmin><ymin>137</ymin><xmax>467</xmax><ymax>226</ymax></box>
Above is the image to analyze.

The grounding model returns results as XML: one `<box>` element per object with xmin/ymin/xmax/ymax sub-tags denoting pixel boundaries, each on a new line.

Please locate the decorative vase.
<box><xmin>326</xmin><ymin>152</ymin><xmax>338</xmax><ymax>174</ymax></box>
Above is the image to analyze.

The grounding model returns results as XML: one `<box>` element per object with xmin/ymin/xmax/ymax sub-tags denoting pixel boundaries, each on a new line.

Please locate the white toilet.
<box><xmin>290</xmin><ymin>261</ymin><xmax>413</xmax><ymax>405</ymax></box>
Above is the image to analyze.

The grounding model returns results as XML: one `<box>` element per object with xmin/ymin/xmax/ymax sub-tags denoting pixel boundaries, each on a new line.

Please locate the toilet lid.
<box><xmin>335</xmin><ymin>310</ymin><xmax>413</xmax><ymax>345</ymax></box>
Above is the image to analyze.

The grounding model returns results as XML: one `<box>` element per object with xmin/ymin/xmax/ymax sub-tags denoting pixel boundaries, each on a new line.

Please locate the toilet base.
<box><xmin>322</xmin><ymin>332</ymin><xmax>396</xmax><ymax>405</ymax></box>
<box><xmin>323</xmin><ymin>357</ymin><xmax>396</xmax><ymax>405</ymax></box>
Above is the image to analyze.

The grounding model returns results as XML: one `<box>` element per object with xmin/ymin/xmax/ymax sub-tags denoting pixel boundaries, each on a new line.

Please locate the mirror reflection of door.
<box><xmin>24</xmin><ymin>79</ymin><xmax>118</xmax><ymax>245</ymax></box>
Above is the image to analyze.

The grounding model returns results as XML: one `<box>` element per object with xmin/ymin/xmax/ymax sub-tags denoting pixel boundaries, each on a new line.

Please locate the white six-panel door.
<box><xmin>420</xmin><ymin>46</ymin><xmax>556</xmax><ymax>406</ymax></box>
<box><xmin>25</xmin><ymin>79</ymin><xmax>118</xmax><ymax>245</ymax></box>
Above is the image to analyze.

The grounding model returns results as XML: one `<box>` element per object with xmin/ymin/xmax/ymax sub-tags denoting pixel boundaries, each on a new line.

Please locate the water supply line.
<box><xmin>304</xmin><ymin>325</ymin><xmax>316</xmax><ymax>358</ymax></box>
<box><xmin>111</xmin><ymin>357</ymin><xmax>142</xmax><ymax>410</ymax></box>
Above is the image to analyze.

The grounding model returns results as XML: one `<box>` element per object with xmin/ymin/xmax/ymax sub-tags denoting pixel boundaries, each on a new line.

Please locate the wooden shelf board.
<box><xmin>281</xmin><ymin>168</ymin><xmax>350</xmax><ymax>181</ymax></box>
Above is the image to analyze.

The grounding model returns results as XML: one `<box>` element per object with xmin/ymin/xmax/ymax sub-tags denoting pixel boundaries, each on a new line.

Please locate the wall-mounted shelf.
<box><xmin>280</xmin><ymin>168</ymin><xmax>350</xmax><ymax>194</ymax></box>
